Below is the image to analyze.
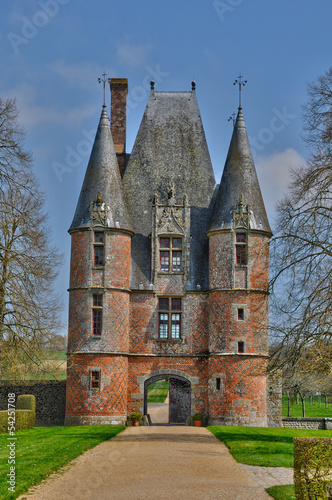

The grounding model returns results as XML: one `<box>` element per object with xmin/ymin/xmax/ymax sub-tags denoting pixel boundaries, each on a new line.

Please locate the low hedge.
<box><xmin>0</xmin><ymin>409</ymin><xmax>35</xmax><ymax>433</ymax></box>
<box><xmin>294</xmin><ymin>437</ymin><xmax>332</xmax><ymax>499</ymax></box>
<box><xmin>0</xmin><ymin>394</ymin><xmax>36</xmax><ymax>432</ymax></box>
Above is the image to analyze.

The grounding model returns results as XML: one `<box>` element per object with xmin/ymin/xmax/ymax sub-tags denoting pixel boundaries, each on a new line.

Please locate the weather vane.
<box><xmin>233</xmin><ymin>74</ymin><xmax>247</xmax><ymax>108</ymax></box>
<box><xmin>98</xmin><ymin>71</ymin><xmax>107</xmax><ymax>106</ymax></box>
<box><xmin>228</xmin><ymin>112</ymin><xmax>236</xmax><ymax>126</ymax></box>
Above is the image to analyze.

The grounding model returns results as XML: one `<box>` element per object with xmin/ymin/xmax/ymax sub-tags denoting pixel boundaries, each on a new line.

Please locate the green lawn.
<box><xmin>147</xmin><ymin>380</ymin><xmax>169</xmax><ymax>403</ymax></box>
<box><xmin>208</xmin><ymin>426</ymin><xmax>332</xmax><ymax>500</ymax></box>
<box><xmin>0</xmin><ymin>425</ymin><xmax>125</xmax><ymax>499</ymax></box>
<box><xmin>282</xmin><ymin>394</ymin><xmax>332</xmax><ymax>418</ymax></box>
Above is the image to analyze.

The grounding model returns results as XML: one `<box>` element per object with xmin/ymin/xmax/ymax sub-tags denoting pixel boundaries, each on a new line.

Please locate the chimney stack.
<box><xmin>109</xmin><ymin>78</ymin><xmax>128</xmax><ymax>177</ymax></box>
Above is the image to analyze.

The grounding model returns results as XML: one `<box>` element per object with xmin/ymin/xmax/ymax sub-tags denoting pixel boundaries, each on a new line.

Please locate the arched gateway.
<box><xmin>144</xmin><ymin>375</ymin><xmax>191</xmax><ymax>424</ymax></box>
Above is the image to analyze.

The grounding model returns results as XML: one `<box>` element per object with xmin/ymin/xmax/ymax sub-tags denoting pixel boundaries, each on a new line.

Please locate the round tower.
<box><xmin>207</xmin><ymin>107</ymin><xmax>272</xmax><ymax>426</ymax></box>
<box><xmin>65</xmin><ymin>105</ymin><xmax>133</xmax><ymax>425</ymax></box>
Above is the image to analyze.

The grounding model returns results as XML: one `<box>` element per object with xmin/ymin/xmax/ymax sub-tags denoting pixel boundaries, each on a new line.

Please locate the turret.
<box><xmin>65</xmin><ymin>105</ymin><xmax>133</xmax><ymax>426</ymax></box>
<box><xmin>207</xmin><ymin>107</ymin><xmax>271</xmax><ymax>426</ymax></box>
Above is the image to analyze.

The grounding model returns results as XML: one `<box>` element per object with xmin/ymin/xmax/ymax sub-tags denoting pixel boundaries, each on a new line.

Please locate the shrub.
<box><xmin>193</xmin><ymin>412</ymin><xmax>203</xmax><ymax>421</ymax></box>
<box><xmin>0</xmin><ymin>409</ymin><xmax>35</xmax><ymax>432</ymax></box>
<box><xmin>294</xmin><ymin>437</ymin><xmax>332</xmax><ymax>499</ymax></box>
<box><xmin>17</xmin><ymin>394</ymin><xmax>36</xmax><ymax>412</ymax></box>
<box><xmin>131</xmin><ymin>411</ymin><xmax>141</xmax><ymax>421</ymax></box>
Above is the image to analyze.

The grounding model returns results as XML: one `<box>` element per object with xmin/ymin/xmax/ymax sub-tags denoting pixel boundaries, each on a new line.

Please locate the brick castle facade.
<box><xmin>65</xmin><ymin>79</ymin><xmax>272</xmax><ymax>426</ymax></box>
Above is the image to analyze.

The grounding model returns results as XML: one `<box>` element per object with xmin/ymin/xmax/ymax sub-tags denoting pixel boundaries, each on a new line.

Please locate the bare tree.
<box><xmin>269</xmin><ymin>67</ymin><xmax>332</xmax><ymax>374</ymax></box>
<box><xmin>0</xmin><ymin>98</ymin><xmax>32</xmax><ymax>192</ymax></box>
<box><xmin>0</xmin><ymin>98</ymin><xmax>63</xmax><ymax>379</ymax></box>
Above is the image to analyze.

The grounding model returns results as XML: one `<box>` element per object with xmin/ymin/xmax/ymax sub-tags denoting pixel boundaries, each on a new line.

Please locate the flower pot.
<box><xmin>132</xmin><ymin>420</ymin><xmax>140</xmax><ymax>426</ymax></box>
<box><xmin>194</xmin><ymin>420</ymin><xmax>202</xmax><ymax>427</ymax></box>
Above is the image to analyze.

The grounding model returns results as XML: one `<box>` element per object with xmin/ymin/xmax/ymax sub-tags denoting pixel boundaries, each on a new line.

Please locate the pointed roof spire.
<box><xmin>208</xmin><ymin>107</ymin><xmax>271</xmax><ymax>234</ymax></box>
<box><xmin>69</xmin><ymin>105</ymin><xmax>133</xmax><ymax>233</ymax></box>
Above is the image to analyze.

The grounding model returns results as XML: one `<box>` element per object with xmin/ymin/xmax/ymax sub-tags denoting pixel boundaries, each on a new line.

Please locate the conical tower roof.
<box><xmin>69</xmin><ymin>105</ymin><xmax>133</xmax><ymax>233</ymax></box>
<box><xmin>208</xmin><ymin>107</ymin><xmax>271</xmax><ymax>234</ymax></box>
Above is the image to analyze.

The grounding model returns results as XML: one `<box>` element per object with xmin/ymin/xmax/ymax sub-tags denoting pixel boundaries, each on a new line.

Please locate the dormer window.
<box><xmin>159</xmin><ymin>237</ymin><xmax>182</xmax><ymax>272</ymax></box>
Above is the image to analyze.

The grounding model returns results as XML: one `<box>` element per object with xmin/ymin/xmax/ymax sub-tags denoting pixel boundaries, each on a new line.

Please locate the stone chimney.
<box><xmin>109</xmin><ymin>78</ymin><xmax>128</xmax><ymax>177</ymax></box>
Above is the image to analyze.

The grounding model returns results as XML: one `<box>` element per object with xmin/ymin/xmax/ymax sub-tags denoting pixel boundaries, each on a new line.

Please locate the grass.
<box><xmin>282</xmin><ymin>394</ymin><xmax>332</xmax><ymax>418</ymax></box>
<box><xmin>266</xmin><ymin>485</ymin><xmax>295</xmax><ymax>500</ymax></box>
<box><xmin>0</xmin><ymin>424</ymin><xmax>125</xmax><ymax>499</ymax></box>
<box><xmin>209</xmin><ymin>426</ymin><xmax>332</xmax><ymax>500</ymax></box>
<box><xmin>147</xmin><ymin>380</ymin><xmax>169</xmax><ymax>403</ymax></box>
<box><xmin>208</xmin><ymin>425</ymin><xmax>332</xmax><ymax>467</ymax></box>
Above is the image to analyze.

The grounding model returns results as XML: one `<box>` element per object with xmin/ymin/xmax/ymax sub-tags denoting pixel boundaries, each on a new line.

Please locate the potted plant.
<box><xmin>192</xmin><ymin>412</ymin><xmax>203</xmax><ymax>427</ymax></box>
<box><xmin>131</xmin><ymin>411</ymin><xmax>142</xmax><ymax>426</ymax></box>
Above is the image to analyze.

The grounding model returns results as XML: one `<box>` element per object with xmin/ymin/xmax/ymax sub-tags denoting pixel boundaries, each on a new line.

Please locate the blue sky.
<box><xmin>1</xmin><ymin>0</ymin><xmax>331</xmax><ymax>333</ymax></box>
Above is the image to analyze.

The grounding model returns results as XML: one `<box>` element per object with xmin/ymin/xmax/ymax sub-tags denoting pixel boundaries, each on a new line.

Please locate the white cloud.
<box><xmin>3</xmin><ymin>83</ymin><xmax>95</xmax><ymax>129</ymax></box>
<box><xmin>255</xmin><ymin>148</ymin><xmax>306</xmax><ymax>224</ymax></box>
<box><xmin>117</xmin><ymin>43</ymin><xmax>150</xmax><ymax>68</ymax></box>
<box><xmin>49</xmin><ymin>60</ymin><xmax>117</xmax><ymax>91</ymax></box>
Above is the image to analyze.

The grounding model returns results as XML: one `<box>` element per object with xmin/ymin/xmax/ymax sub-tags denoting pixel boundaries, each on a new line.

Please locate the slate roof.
<box><xmin>70</xmin><ymin>105</ymin><xmax>133</xmax><ymax>233</ymax></box>
<box><xmin>208</xmin><ymin>107</ymin><xmax>272</xmax><ymax>235</ymax></box>
<box><xmin>122</xmin><ymin>89</ymin><xmax>216</xmax><ymax>289</ymax></box>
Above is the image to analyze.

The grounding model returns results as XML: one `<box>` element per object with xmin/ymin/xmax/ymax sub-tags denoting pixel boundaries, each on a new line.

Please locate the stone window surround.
<box><xmin>89</xmin><ymin>289</ymin><xmax>104</xmax><ymax>338</ymax></box>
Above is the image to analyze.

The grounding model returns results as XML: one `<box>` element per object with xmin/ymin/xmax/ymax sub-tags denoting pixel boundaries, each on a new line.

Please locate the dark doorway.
<box><xmin>144</xmin><ymin>375</ymin><xmax>191</xmax><ymax>425</ymax></box>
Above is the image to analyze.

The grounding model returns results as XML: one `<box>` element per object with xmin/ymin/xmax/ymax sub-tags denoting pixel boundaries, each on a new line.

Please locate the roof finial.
<box><xmin>233</xmin><ymin>74</ymin><xmax>247</xmax><ymax>108</ymax></box>
<box><xmin>98</xmin><ymin>71</ymin><xmax>107</xmax><ymax>106</ymax></box>
<box><xmin>191</xmin><ymin>81</ymin><xmax>196</xmax><ymax>91</ymax></box>
<box><xmin>228</xmin><ymin>112</ymin><xmax>236</xmax><ymax>126</ymax></box>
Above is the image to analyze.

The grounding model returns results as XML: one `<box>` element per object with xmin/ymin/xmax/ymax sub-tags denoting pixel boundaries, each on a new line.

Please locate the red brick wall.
<box><xmin>104</xmin><ymin>232</ymin><xmax>131</xmax><ymax>289</ymax></box>
<box><xmin>70</xmin><ymin>231</ymin><xmax>90</xmax><ymax>288</ymax></box>
<box><xmin>110</xmin><ymin>78</ymin><xmax>128</xmax><ymax>177</ymax></box>
<box><xmin>209</xmin><ymin>232</ymin><xmax>233</xmax><ymax>289</ymax></box>
<box><xmin>208</xmin><ymin>356</ymin><xmax>268</xmax><ymax>425</ymax></box>
<box><xmin>208</xmin><ymin>290</ymin><xmax>269</xmax><ymax>355</ymax></box>
<box><xmin>249</xmin><ymin>233</ymin><xmax>269</xmax><ymax>289</ymax></box>
<box><xmin>129</xmin><ymin>292</ymin><xmax>209</xmax><ymax>356</ymax></box>
<box><xmin>66</xmin><ymin>354</ymin><xmax>128</xmax><ymax>417</ymax></box>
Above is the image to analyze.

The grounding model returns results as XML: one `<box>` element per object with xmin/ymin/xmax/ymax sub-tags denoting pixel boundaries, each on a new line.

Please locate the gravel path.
<box><xmin>18</xmin><ymin>426</ymin><xmax>293</xmax><ymax>500</ymax></box>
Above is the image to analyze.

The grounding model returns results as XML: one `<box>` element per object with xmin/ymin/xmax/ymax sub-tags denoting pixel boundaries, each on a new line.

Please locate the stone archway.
<box><xmin>144</xmin><ymin>374</ymin><xmax>191</xmax><ymax>424</ymax></box>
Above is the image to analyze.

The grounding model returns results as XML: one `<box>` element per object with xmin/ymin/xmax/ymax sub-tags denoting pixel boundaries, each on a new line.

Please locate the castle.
<box><xmin>65</xmin><ymin>78</ymin><xmax>272</xmax><ymax>426</ymax></box>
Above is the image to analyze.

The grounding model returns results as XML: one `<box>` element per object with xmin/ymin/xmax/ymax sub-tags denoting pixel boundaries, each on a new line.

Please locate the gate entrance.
<box><xmin>144</xmin><ymin>375</ymin><xmax>191</xmax><ymax>425</ymax></box>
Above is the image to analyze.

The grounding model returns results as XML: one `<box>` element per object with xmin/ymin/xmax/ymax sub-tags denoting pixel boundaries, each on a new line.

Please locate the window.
<box><xmin>90</xmin><ymin>370</ymin><xmax>101</xmax><ymax>390</ymax></box>
<box><xmin>92</xmin><ymin>294</ymin><xmax>102</xmax><ymax>336</ymax></box>
<box><xmin>238</xmin><ymin>341</ymin><xmax>244</xmax><ymax>353</ymax></box>
<box><xmin>216</xmin><ymin>377</ymin><xmax>221</xmax><ymax>391</ymax></box>
<box><xmin>235</xmin><ymin>233</ymin><xmax>247</xmax><ymax>265</ymax></box>
<box><xmin>159</xmin><ymin>237</ymin><xmax>182</xmax><ymax>272</ymax></box>
<box><xmin>94</xmin><ymin>231</ymin><xmax>104</xmax><ymax>266</ymax></box>
<box><xmin>158</xmin><ymin>298</ymin><xmax>182</xmax><ymax>339</ymax></box>
<box><xmin>237</xmin><ymin>308</ymin><xmax>244</xmax><ymax>321</ymax></box>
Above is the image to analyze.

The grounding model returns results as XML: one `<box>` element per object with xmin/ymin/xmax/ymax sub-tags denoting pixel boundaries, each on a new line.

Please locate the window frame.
<box><xmin>89</xmin><ymin>369</ymin><xmax>101</xmax><ymax>390</ymax></box>
<box><xmin>238</xmin><ymin>341</ymin><xmax>245</xmax><ymax>353</ymax></box>
<box><xmin>158</xmin><ymin>297</ymin><xmax>182</xmax><ymax>340</ymax></box>
<box><xmin>159</xmin><ymin>237</ymin><xmax>183</xmax><ymax>273</ymax></box>
<box><xmin>92</xmin><ymin>293</ymin><xmax>103</xmax><ymax>337</ymax></box>
<box><xmin>93</xmin><ymin>231</ymin><xmax>105</xmax><ymax>267</ymax></box>
<box><xmin>235</xmin><ymin>232</ymin><xmax>247</xmax><ymax>266</ymax></box>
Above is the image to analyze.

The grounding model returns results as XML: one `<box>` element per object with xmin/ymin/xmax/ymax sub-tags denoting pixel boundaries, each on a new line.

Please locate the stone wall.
<box><xmin>283</xmin><ymin>417</ymin><xmax>332</xmax><ymax>430</ymax></box>
<box><xmin>0</xmin><ymin>381</ymin><xmax>66</xmax><ymax>426</ymax></box>
<box><xmin>266</xmin><ymin>370</ymin><xmax>282</xmax><ymax>427</ymax></box>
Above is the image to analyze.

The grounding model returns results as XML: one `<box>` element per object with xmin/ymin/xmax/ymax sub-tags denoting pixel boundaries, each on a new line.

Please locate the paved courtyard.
<box><xmin>19</xmin><ymin>426</ymin><xmax>292</xmax><ymax>500</ymax></box>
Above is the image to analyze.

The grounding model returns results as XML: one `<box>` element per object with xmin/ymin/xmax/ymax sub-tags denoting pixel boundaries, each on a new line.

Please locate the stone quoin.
<box><xmin>65</xmin><ymin>78</ymin><xmax>273</xmax><ymax>426</ymax></box>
